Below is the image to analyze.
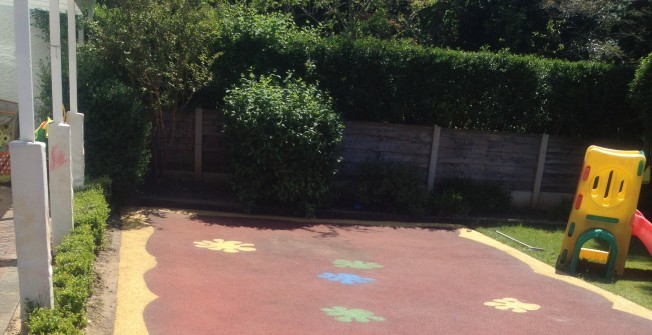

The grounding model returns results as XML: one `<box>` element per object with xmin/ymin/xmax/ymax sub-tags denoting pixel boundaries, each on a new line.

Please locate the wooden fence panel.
<box><xmin>161</xmin><ymin>111</ymin><xmax>607</xmax><ymax>203</ymax></box>
<box><xmin>339</xmin><ymin>122</ymin><xmax>432</xmax><ymax>179</ymax></box>
<box><xmin>435</xmin><ymin>128</ymin><xmax>541</xmax><ymax>190</ymax></box>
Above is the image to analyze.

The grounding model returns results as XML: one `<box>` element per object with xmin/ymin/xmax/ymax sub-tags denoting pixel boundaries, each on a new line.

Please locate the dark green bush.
<box><xmin>72</xmin><ymin>183</ymin><xmax>110</xmax><ymax>250</ymax></box>
<box><xmin>223</xmin><ymin>73</ymin><xmax>343</xmax><ymax>215</ymax></box>
<box><xmin>630</xmin><ymin>52</ymin><xmax>652</xmax><ymax>156</ymax></box>
<box><xmin>27</xmin><ymin>181</ymin><xmax>110</xmax><ymax>334</ymax></box>
<box><xmin>78</xmin><ymin>47</ymin><xmax>151</xmax><ymax>203</ymax></box>
<box><xmin>200</xmin><ymin>22</ymin><xmax>640</xmax><ymax>139</ymax></box>
<box><xmin>430</xmin><ymin>179</ymin><xmax>512</xmax><ymax>216</ymax></box>
<box><xmin>353</xmin><ymin>160</ymin><xmax>428</xmax><ymax>216</ymax></box>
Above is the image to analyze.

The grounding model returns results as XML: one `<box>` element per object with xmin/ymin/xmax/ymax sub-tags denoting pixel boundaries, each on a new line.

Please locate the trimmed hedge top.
<box><xmin>204</xmin><ymin>12</ymin><xmax>641</xmax><ymax>141</ymax></box>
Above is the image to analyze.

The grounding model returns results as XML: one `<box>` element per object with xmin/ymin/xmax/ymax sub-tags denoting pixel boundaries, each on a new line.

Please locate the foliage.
<box><xmin>195</xmin><ymin>5</ymin><xmax>320</xmax><ymax>106</ymax></box>
<box><xmin>203</xmin><ymin>25</ymin><xmax>639</xmax><ymax>139</ymax></box>
<box><xmin>223</xmin><ymin>73</ymin><xmax>343</xmax><ymax>215</ymax></box>
<box><xmin>27</xmin><ymin>308</ymin><xmax>81</xmax><ymax>335</ymax></box>
<box><xmin>72</xmin><ymin>182</ymin><xmax>111</xmax><ymax>249</ymax></box>
<box><xmin>322</xmin><ymin>38</ymin><xmax>637</xmax><ymax>139</ymax></box>
<box><xmin>430</xmin><ymin>179</ymin><xmax>512</xmax><ymax>216</ymax></box>
<box><xmin>77</xmin><ymin>46</ymin><xmax>151</xmax><ymax>202</ymax></box>
<box><xmin>353</xmin><ymin>160</ymin><xmax>428</xmax><ymax>215</ymax></box>
<box><xmin>27</xmin><ymin>181</ymin><xmax>110</xmax><ymax>334</ymax></box>
<box><xmin>90</xmin><ymin>0</ymin><xmax>220</xmax><ymax>173</ymax></box>
<box><xmin>629</xmin><ymin>52</ymin><xmax>652</xmax><ymax>159</ymax></box>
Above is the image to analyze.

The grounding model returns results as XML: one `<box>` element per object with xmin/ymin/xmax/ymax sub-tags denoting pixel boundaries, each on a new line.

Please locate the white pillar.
<box><xmin>67</xmin><ymin>0</ymin><xmax>77</xmax><ymax>114</ymax></box>
<box><xmin>48</xmin><ymin>123</ymin><xmax>74</xmax><ymax>248</ymax></box>
<box><xmin>11</xmin><ymin>0</ymin><xmax>54</xmax><ymax>315</ymax></box>
<box><xmin>50</xmin><ymin>0</ymin><xmax>64</xmax><ymax>123</ymax></box>
<box><xmin>49</xmin><ymin>0</ymin><xmax>74</xmax><ymax>247</ymax></box>
<box><xmin>68</xmin><ymin>0</ymin><xmax>84</xmax><ymax>187</ymax></box>
<box><xmin>9</xmin><ymin>142</ymin><xmax>54</xmax><ymax>314</ymax></box>
<box><xmin>68</xmin><ymin>112</ymin><xmax>85</xmax><ymax>187</ymax></box>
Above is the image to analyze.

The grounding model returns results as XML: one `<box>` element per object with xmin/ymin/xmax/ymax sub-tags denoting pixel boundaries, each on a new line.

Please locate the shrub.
<box><xmin>78</xmin><ymin>47</ymin><xmax>151</xmax><ymax>203</ymax></box>
<box><xmin>430</xmin><ymin>178</ymin><xmax>512</xmax><ymax>216</ymax></box>
<box><xmin>630</xmin><ymin>52</ymin><xmax>652</xmax><ymax>157</ymax></box>
<box><xmin>27</xmin><ymin>180</ymin><xmax>110</xmax><ymax>334</ymax></box>
<box><xmin>27</xmin><ymin>308</ymin><xmax>81</xmax><ymax>335</ymax></box>
<box><xmin>353</xmin><ymin>160</ymin><xmax>428</xmax><ymax>216</ymax></box>
<box><xmin>223</xmin><ymin>73</ymin><xmax>343</xmax><ymax>215</ymax></box>
<box><xmin>72</xmin><ymin>183</ymin><xmax>110</xmax><ymax>250</ymax></box>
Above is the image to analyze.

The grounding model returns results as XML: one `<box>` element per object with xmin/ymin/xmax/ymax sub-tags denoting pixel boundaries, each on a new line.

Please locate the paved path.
<box><xmin>0</xmin><ymin>186</ymin><xmax>18</xmax><ymax>335</ymax></box>
<box><xmin>115</xmin><ymin>208</ymin><xmax>652</xmax><ymax>335</ymax></box>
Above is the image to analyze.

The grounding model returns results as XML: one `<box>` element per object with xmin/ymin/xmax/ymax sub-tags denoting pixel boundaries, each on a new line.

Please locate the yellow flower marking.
<box><xmin>194</xmin><ymin>239</ymin><xmax>256</xmax><ymax>253</ymax></box>
<box><xmin>484</xmin><ymin>297</ymin><xmax>540</xmax><ymax>313</ymax></box>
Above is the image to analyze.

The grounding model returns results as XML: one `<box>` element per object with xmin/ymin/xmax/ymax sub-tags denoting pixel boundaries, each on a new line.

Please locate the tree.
<box><xmin>89</xmin><ymin>0</ymin><xmax>220</xmax><ymax>175</ymax></box>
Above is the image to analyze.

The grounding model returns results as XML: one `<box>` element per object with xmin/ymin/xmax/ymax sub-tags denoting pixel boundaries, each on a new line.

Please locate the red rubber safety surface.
<box><xmin>138</xmin><ymin>211</ymin><xmax>652</xmax><ymax>335</ymax></box>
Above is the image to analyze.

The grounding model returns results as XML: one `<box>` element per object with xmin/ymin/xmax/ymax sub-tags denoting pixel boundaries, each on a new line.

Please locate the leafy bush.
<box><xmin>72</xmin><ymin>182</ymin><xmax>110</xmax><ymax>250</ymax></box>
<box><xmin>353</xmin><ymin>160</ymin><xmax>428</xmax><ymax>216</ymax></box>
<box><xmin>630</xmin><ymin>52</ymin><xmax>652</xmax><ymax>157</ymax></box>
<box><xmin>27</xmin><ymin>308</ymin><xmax>81</xmax><ymax>335</ymax></box>
<box><xmin>200</xmin><ymin>23</ymin><xmax>640</xmax><ymax>140</ymax></box>
<box><xmin>27</xmin><ymin>181</ymin><xmax>110</xmax><ymax>334</ymax></box>
<box><xmin>430</xmin><ymin>179</ymin><xmax>512</xmax><ymax>216</ymax></box>
<box><xmin>223</xmin><ymin>73</ymin><xmax>343</xmax><ymax>215</ymax></box>
<box><xmin>78</xmin><ymin>47</ymin><xmax>151</xmax><ymax>202</ymax></box>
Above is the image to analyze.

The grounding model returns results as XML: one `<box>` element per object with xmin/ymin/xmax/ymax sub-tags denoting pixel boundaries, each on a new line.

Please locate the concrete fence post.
<box><xmin>194</xmin><ymin>108</ymin><xmax>203</xmax><ymax>182</ymax></box>
<box><xmin>531</xmin><ymin>133</ymin><xmax>549</xmax><ymax>208</ymax></box>
<box><xmin>427</xmin><ymin>126</ymin><xmax>442</xmax><ymax>192</ymax></box>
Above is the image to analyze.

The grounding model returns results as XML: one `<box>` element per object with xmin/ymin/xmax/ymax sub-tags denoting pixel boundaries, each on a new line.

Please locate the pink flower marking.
<box><xmin>49</xmin><ymin>145</ymin><xmax>68</xmax><ymax>172</ymax></box>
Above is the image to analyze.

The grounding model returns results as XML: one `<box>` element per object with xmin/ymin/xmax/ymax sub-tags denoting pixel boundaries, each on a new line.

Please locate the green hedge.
<box><xmin>202</xmin><ymin>12</ymin><xmax>640</xmax><ymax>140</ymax></box>
<box><xmin>27</xmin><ymin>181</ymin><xmax>110</xmax><ymax>335</ymax></box>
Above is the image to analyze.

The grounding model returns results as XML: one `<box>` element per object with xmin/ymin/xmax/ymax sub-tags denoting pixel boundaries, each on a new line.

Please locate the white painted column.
<box><xmin>11</xmin><ymin>0</ymin><xmax>54</xmax><ymax>315</ymax></box>
<box><xmin>49</xmin><ymin>0</ymin><xmax>74</xmax><ymax>247</ymax></box>
<box><xmin>50</xmin><ymin>0</ymin><xmax>64</xmax><ymax>124</ymax></box>
<box><xmin>48</xmin><ymin>124</ymin><xmax>74</xmax><ymax>247</ymax></box>
<box><xmin>68</xmin><ymin>112</ymin><xmax>85</xmax><ymax>187</ymax></box>
<box><xmin>68</xmin><ymin>0</ymin><xmax>84</xmax><ymax>187</ymax></box>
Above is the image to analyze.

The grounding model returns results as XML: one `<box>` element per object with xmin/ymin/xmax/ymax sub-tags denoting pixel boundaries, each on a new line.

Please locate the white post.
<box><xmin>67</xmin><ymin>0</ymin><xmax>77</xmax><ymax>114</ymax></box>
<box><xmin>11</xmin><ymin>0</ymin><xmax>54</xmax><ymax>316</ymax></box>
<box><xmin>49</xmin><ymin>0</ymin><xmax>74</xmax><ymax>247</ymax></box>
<box><xmin>50</xmin><ymin>0</ymin><xmax>64</xmax><ymax>123</ymax></box>
<box><xmin>68</xmin><ymin>0</ymin><xmax>85</xmax><ymax>187</ymax></box>
<box><xmin>48</xmin><ymin>124</ymin><xmax>74</xmax><ymax>247</ymax></box>
<box><xmin>68</xmin><ymin>112</ymin><xmax>85</xmax><ymax>187</ymax></box>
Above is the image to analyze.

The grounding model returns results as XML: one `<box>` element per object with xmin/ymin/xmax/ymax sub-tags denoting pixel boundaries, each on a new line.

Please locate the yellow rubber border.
<box><xmin>459</xmin><ymin>228</ymin><xmax>652</xmax><ymax>321</ymax></box>
<box><xmin>113</xmin><ymin>209</ymin><xmax>158</xmax><ymax>335</ymax></box>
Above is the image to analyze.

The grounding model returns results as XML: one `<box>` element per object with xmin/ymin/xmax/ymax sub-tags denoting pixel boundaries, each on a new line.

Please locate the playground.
<box><xmin>113</xmin><ymin>208</ymin><xmax>652</xmax><ymax>335</ymax></box>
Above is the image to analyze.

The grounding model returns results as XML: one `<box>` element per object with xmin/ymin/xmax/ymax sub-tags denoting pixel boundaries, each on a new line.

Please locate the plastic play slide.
<box><xmin>632</xmin><ymin>210</ymin><xmax>652</xmax><ymax>256</ymax></box>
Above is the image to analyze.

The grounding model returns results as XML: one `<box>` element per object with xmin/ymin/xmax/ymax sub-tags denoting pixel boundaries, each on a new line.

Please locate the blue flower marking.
<box><xmin>318</xmin><ymin>272</ymin><xmax>375</xmax><ymax>285</ymax></box>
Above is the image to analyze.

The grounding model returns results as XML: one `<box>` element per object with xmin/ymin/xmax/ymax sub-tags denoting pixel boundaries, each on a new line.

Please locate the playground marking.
<box><xmin>318</xmin><ymin>272</ymin><xmax>375</xmax><ymax>285</ymax></box>
<box><xmin>321</xmin><ymin>306</ymin><xmax>385</xmax><ymax>323</ymax></box>
<box><xmin>194</xmin><ymin>239</ymin><xmax>256</xmax><ymax>253</ymax></box>
<box><xmin>460</xmin><ymin>228</ymin><xmax>652</xmax><ymax>321</ymax></box>
<box><xmin>484</xmin><ymin>297</ymin><xmax>540</xmax><ymax>313</ymax></box>
<box><xmin>332</xmin><ymin>259</ymin><xmax>383</xmax><ymax>270</ymax></box>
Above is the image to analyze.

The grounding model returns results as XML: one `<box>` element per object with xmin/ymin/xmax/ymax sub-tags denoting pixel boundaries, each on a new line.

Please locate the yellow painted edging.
<box><xmin>459</xmin><ymin>228</ymin><xmax>652</xmax><ymax>321</ymax></box>
<box><xmin>113</xmin><ymin>209</ymin><xmax>158</xmax><ymax>335</ymax></box>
